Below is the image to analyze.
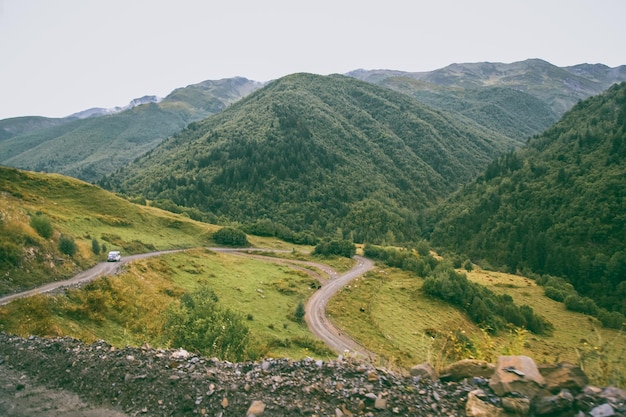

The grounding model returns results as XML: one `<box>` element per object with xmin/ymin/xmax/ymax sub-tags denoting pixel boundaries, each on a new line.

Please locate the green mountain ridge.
<box><xmin>2</xmin><ymin>59</ymin><xmax>625</xmax><ymax>184</ymax></box>
<box><xmin>0</xmin><ymin>77</ymin><xmax>263</xmax><ymax>182</ymax></box>
<box><xmin>348</xmin><ymin>59</ymin><xmax>626</xmax><ymax>116</ymax></box>
<box><xmin>428</xmin><ymin>81</ymin><xmax>626</xmax><ymax>316</ymax></box>
<box><xmin>103</xmin><ymin>73</ymin><xmax>519</xmax><ymax>243</ymax></box>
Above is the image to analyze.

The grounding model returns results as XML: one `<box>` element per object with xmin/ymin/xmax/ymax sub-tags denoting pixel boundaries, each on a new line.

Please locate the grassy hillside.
<box><xmin>0</xmin><ymin>165</ymin><xmax>335</xmax><ymax>361</ymax></box>
<box><xmin>327</xmin><ymin>263</ymin><xmax>626</xmax><ymax>386</ymax></box>
<box><xmin>0</xmin><ymin>166</ymin><xmax>219</xmax><ymax>296</ymax></box>
<box><xmin>104</xmin><ymin>73</ymin><xmax>518</xmax><ymax>244</ymax></box>
<box><xmin>428</xmin><ymin>82</ymin><xmax>626</xmax><ymax>316</ymax></box>
<box><xmin>0</xmin><ymin>78</ymin><xmax>262</xmax><ymax>182</ymax></box>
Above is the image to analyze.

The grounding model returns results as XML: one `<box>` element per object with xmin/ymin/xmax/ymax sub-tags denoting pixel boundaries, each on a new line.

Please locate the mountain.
<box><xmin>348</xmin><ymin>59</ymin><xmax>626</xmax><ymax>117</ymax></box>
<box><xmin>104</xmin><ymin>73</ymin><xmax>520</xmax><ymax>243</ymax></box>
<box><xmin>428</xmin><ymin>82</ymin><xmax>626</xmax><ymax>315</ymax></box>
<box><xmin>0</xmin><ymin>77</ymin><xmax>263</xmax><ymax>182</ymax></box>
<box><xmin>68</xmin><ymin>95</ymin><xmax>162</xmax><ymax>119</ymax></box>
<box><xmin>0</xmin><ymin>116</ymin><xmax>75</xmax><ymax>141</ymax></box>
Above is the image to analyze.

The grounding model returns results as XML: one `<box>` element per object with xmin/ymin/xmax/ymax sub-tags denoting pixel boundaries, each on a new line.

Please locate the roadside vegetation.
<box><xmin>0</xmin><ymin>249</ymin><xmax>334</xmax><ymax>360</ymax></box>
<box><xmin>328</xmin><ymin>246</ymin><xmax>626</xmax><ymax>387</ymax></box>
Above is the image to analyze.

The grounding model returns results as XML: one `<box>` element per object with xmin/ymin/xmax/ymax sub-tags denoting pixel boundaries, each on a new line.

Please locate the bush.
<box><xmin>163</xmin><ymin>285</ymin><xmax>252</xmax><ymax>361</ymax></box>
<box><xmin>564</xmin><ymin>294</ymin><xmax>599</xmax><ymax>316</ymax></box>
<box><xmin>0</xmin><ymin>241</ymin><xmax>21</xmax><ymax>266</ymax></box>
<box><xmin>30</xmin><ymin>214</ymin><xmax>53</xmax><ymax>239</ymax></box>
<box><xmin>294</xmin><ymin>301</ymin><xmax>305</xmax><ymax>323</ymax></box>
<box><xmin>213</xmin><ymin>227</ymin><xmax>249</xmax><ymax>247</ymax></box>
<box><xmin>313</xmin><ymin>238</ymin><xmax>356</xmax><ymax>258</ymax></box>
<box><xmin>91</xmin><ymin>238</ymin><xmax>101</xmax><ymax>255</ymax></box>
<box><xmin>58</xmin><ymin>235</ymin><xmax>77</xmax><ymax>256</ymax></box>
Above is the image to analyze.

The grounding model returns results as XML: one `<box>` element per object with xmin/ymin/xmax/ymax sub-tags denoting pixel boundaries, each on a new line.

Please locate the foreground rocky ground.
<box><xmin>0</xmin><ymin>333</ymin><xmax>624</xmax><ymax>416</ymax></box>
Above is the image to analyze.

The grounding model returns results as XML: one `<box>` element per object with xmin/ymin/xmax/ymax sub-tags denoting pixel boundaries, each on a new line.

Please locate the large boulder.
<box><xmin>409</xmin><ymin>362</ymin><xmax>438</xmax><ymax>381</ymax></box>
<box><xmin>440</xmin><ymin>359</ymin><xmax>495</xmax><ymax>381</ymax></box>
<box><xmin>538</xmin><ymin>362</ymin><xmax>589</xmax><ymax>394</ymax></box>
<box><xmin>489</xmin><ymin>356</ymin><xmax>546</xmax><ymax>398</ymax></box>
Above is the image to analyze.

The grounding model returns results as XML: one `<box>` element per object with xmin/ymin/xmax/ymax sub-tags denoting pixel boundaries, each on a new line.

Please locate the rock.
<box><xmin>590</xmin><ymin>403</ymin><xmax>615</xmax><ymax>417</ymax></box>
<box><xmin>374</xmin><ymin>395</ymin><xmax>387</xmax><ymax>410</ymax></box>
<box><xmin>367</xmin><ymin>370</ymin><xmax>378</xmax><ymax>382</ymax></box>
<box><xmin>538</xmin><ymin>362</ymin><xmax>589</xmax><ymax>394</ymax></box>
<box><xmin>246</xmin><ymin>400</ymin><xmax>266</xmax><ymax>416</ymax></box>
<box><xmin>440</xmin><ymin>359</ymin><xmax>495</xmax><ymax>381</ymax></box>
<box><xmin>409</xmin><ymin>362</ymin><xmax>438</xmax><ymax>381</ymax></box>
<box><xmin>489</xmin><ymin>355</ymin><xmax>545</xmax><ymax>398</ymax></box>
<box><xmin>466</xmin><ymin>389</ymin><xmax>506</xmax><ymax>417</ymax></box>
<box><xmin>501</xmin><ymin>396</ymin><xmax>530</xmax><ymax>415</ymax></box>
<box><xmin>533</xmin><ymin>389</ymin><xmax>574</xmax><ymax>415</ymax></box>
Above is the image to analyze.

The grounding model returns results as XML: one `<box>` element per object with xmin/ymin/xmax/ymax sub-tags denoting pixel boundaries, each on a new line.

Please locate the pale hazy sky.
<box><xmin>1</xmin><ymin>0</ymin><xmax>625</xmax><ymax>119</ymax></box>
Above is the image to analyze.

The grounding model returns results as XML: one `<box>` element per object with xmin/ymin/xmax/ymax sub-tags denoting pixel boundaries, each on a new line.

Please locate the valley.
<box><xmin>0</xmin><ymin>59</ymin><xmax>625</xmax><ymax>410</ymax></box>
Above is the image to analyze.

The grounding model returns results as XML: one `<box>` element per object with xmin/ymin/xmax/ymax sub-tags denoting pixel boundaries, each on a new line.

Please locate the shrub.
<box><xmin>294</xmin><ymin>301</ymin><xmax>305</xmax><ymax>323</ymax></box>
<box><xmin>564</xmin><ymin>294</ymin><xmax>599</xmax><ymax>316</ymax></box>
<box><xmin>91</xmin><ymin>238</ymin><xmax>101</xmax><ymax>255</ymax></box>
<box><xmin>30</xmin><ymin>214</ymin><xmax>53</xmax><ymax>239</ymax></box>
<box><xmin>58</xmin><ymin>235</ymin><xmax>77</xmax><ymax>256</ymax></box>
<box><xmin>213</xmin><ymin>227</ymin><xmax>249</xmax><ymax>247</ymax></box>
<box><xmin>0</xmin><ymin>241</ymin><xmax>21</xmax><ymax>266</ymax></box>
<box><xmin>313</xmin><ymin>238</ymin><xmax>356</xmax><ymax>258</ymax></box>
<box><xmin>163</xmin><ymin>285</ymin><xmax>252</xmax><ymax>361</ymax></box>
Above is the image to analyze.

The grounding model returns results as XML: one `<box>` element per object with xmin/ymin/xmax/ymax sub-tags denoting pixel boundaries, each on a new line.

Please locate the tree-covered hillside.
<box><xmin>429</xmin><ymin>82</ymin><xmax>626</xmax><ymax>315</ymax></box>
<box><xmin>0</xmin><ymin>78</ymin><xmax>262</xmax><ymax>182</ymax></box>
<box><xmin>103</xmin><ymin>73</ymin><xmax>519</xmax><ymax>243</ymax></box>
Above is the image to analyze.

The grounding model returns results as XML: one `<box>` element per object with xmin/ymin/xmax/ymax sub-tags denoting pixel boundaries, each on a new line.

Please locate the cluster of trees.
<box><xmin>365</xmin><ymin>245</ymin><xmax>552</xmax><ymax>335</ymax></box>
<box><xmin>536</xmin><ymin>275</ymin><xmax>625</xmax><ymax>329</ymax></box>
<box><xmin>242</xmin><ymin>219</ymin><xmax>318</xmax><ymax>246</ymax></box>
<box><xmin>313</xmin><ymin>239</ymin><xmax>356</xmax><ymax>258</ymax></box>
<box><xmin>363</xmin><ymin>243</ymin><xmax>439</xmax><ymax>277</ymax></box>
<box><xmin>212</xmin><ymin>227</ymin><xmax>249</xmax><ymax>247</ymax></box>
<box><xmin>422</xmin><ymin>266</ymin><xmax>552</xmax><ymax>335</ymax></box>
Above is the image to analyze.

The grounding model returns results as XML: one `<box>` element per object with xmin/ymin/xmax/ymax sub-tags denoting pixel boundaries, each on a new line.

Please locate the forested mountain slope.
<box><xmin>104</xmin><ymin>73</ymin><xmax>519</xmax><ymax>243</ymax></box>
<box><xmin>0</xmin><ymin>77</ymin><xmax>262</xmax><ymax>182</ymax></box>
<box><xmin>429</xmin><ymin>82</ymin><xmax>626</xmax><ymax>315</ymax></box>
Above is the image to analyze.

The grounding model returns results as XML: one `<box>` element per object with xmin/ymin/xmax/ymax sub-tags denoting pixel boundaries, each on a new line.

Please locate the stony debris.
<box><xmin>0</xmin><ymin>334</ymin><xmax>624</xmax><ymax>416</ymax></box>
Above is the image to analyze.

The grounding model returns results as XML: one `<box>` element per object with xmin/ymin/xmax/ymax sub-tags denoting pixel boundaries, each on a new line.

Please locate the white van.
<box><xmin>107</xmin><ymin>251</ymin><xmax>121</xmax><ymax>262</ymax></box>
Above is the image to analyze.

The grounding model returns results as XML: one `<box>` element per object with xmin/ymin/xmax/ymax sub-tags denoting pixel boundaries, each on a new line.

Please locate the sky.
<box><xmin>1</xmin><ymin>0</ymin><xmax>625</xmax><ymax>120</ymax></box>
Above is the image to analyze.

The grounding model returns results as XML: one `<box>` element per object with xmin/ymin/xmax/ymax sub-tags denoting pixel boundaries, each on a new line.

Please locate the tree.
<box><xmin>91</xmin><ymin>238</ymin><xmax>101</xmax><ymax>255</ymax></box>
<box><xmin>294</xmin><ymin>301</ymin><xmax>305</xmax><ymax>323</ymax></box>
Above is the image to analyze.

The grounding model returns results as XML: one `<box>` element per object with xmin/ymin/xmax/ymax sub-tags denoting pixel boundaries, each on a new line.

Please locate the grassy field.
<box><xmin>328</xmin><ymin>263</ymin><xmax>626</xmax><ymax>386</ymax></box>
<box><xmin>0</xmin><ymin>249</ymin><xmax>336</xmax><ymax>359</ymax></box>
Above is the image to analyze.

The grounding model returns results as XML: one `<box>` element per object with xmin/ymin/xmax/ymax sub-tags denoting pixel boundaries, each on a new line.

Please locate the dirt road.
<box><xmin>0</xmin><ymin>248</ymin><xmax>376</xmax><ymax>359</ymax></box>
<box><xmin>0</xmin><ymin>250</ymin><xmax>183</xmax><ymax>306</ymax></box>
<box><xmin>304</xmin><ymin>255</ymin><xmax>375</xmax><ymax>359</ymax></box>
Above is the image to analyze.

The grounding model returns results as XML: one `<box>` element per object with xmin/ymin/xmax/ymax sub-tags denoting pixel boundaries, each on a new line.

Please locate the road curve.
<box><xmin>0</xmin><ymin>250</ymin><xmax>183</xmax><ymax>306</ymax></box>
<box><xmin>305</xmin><ymin>255</ymin><xmax>376</xmax><ymax>359</ymax></box>
<box><xmin>0</xmin><ymin>248</ymin><xmax>377</xmax><ymax>360</ymax></box>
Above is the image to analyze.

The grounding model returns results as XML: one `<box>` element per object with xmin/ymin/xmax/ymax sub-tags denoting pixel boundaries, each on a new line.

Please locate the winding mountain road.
<box><xmin>0</xmin><ymin>250</ymin><xmax>183</xmax><ymax>306</ymax></box>
<box><xmin>0</xmin><ymin>248</ymin><xmax>376</xmax><ymax>359</ymax></box>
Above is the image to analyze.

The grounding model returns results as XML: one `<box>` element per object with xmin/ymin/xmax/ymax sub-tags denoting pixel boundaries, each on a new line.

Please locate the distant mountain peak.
<box><xmin>68</xmin><ymin>95</ymin><xmax>162</xmax><ymax>119</ymax></box>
